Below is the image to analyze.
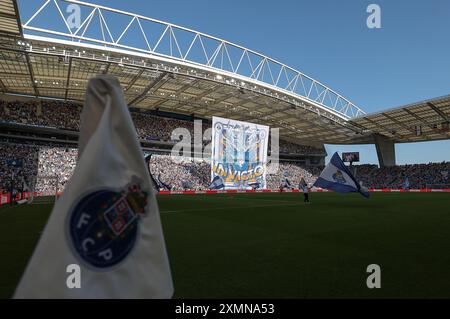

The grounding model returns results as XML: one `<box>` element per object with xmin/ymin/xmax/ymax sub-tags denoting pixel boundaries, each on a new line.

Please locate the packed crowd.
<box><xmin>147</xmin><ymin>155</ymin><xmax>322</xmax><ymax>190</ymax></box>
<box><xmin>0</xmin><ymin>143</ymin><xmax>39</xmax><ymax>193</ymax></box>
<box><xmin>1</xmin><ymin>100</ymin><xmax>322</xmax><ymax>155</ymax></box>
<box><xmin>1</xmin><ymin>139</ymin><xmax>449</xmax><ymax>194</ymax></box>
<box><xmin>131</xmin><ymin>112</ymin><xmax>202</xmax><ymax>141</ymax></box>
<box><xmin>278</xmin><ymin>140</ymin><xmax>325</xmax><ymax>155</ymax></box>
<box><xmin>148</xmin><ymin>154</ymin><xmax>210</xmax><ymax>190</ymax></box>
<box><xmin>1</xmin><ymin>100</ymin><xmax>81</xmax><ymax>130</ymax></box>
<box><xmin>2</xmin><ymin>96</ymin><xmax>450</xmax><ymax>193</ymax></box>
<box><xmin>1</xmin><ymin>140</ymin><xmax>449</xmax><ymax>193</ymax></box>
<box><xmin>34</xmin><ymin>147</ymin><xmax>77</xmax><ymax>192</ymax></box>
<box><xmin>0</xmin><ymin>142</ymin><xmax>77</xmax><ymax>194</ymax></box>
<box><xmin>355</xmin><ymin>162</ymin><xmax>450</xmax><ymax>189</ymax></box>
<box><xmin>266</xmin><ymin>163</ymin><xmax>322</xmax><ymax>190</ymax></box>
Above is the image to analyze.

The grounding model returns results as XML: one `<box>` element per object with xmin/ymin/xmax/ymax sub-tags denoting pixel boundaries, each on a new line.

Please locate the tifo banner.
<box><xmin>211</xmin><ymin>116</ymin><xmax>269</xmax><ymax>190</ymax></box>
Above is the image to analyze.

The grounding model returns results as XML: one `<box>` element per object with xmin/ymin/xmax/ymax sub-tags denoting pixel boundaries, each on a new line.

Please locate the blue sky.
<box><xmin>18</xmin><ymin>0</ymin><xmax>450</xmax><ymax>164</ymax></box>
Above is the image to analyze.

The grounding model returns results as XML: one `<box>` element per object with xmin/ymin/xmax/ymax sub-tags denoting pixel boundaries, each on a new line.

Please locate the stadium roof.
<box><xmin>0</xmin><ymin>0</ymin><xmax>21</xmax><ymax>35</ymax></box>
<box><xmin>0</xmin><ymin>0</ymin><xmax>448</xmax><ymax>146</ymax></box>
<box><xmin>351</xmin><ymin>95</ymin><xmax>450</xmax><ymax>143</ymax></box>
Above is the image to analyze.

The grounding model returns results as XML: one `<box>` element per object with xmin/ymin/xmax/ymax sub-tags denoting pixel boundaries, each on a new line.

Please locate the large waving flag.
<box><xmin>14</xmin><ymin>75</ymin><xmax>173</xmax><ymax>298</ymax></box>
<box><xmin>314</xmin><ymin>152</ymin><xmax>369</xmax><ymax>198</ymax></box>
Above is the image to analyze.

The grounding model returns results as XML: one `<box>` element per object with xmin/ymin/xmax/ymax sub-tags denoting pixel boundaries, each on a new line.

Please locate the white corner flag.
<box><xmin>14</xmin><ymin>75</ymin><xmax>173</xmax><ymax>298</ymax></box>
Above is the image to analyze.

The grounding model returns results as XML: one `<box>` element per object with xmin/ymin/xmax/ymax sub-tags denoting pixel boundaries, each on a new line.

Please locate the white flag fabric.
<box><xmin>14</xmin><ymin>75</ymin><xmax>173</xmax><ymax>298</ymax></box>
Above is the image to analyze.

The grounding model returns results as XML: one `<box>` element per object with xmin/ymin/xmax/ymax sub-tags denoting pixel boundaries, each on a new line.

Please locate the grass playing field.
<box><xmin>1</xmin><ymin>192</ymin><xmax>450</xmax><ymax>299</ymax></box>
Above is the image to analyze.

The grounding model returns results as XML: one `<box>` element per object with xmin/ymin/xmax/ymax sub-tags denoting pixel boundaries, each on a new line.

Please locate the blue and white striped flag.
<box><xmin>403</xmin><ymin>177</ymin><xmax>410</xmax><ymax>189</ymax></box>
<box><xmin>314</xmin><ymin>152</ymin><xmax>369</xmax><ymax>198</ymax></box>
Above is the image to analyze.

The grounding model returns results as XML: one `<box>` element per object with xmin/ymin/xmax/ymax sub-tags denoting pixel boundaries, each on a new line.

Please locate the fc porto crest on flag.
<box><xmin>332</xmin><ymin>170</ymin><xmax>347</xmax><ymax>184</ymax></box>
<box><xmin>67</xmin><ymin>177</ymin><xmax>149</xmax><ymax>269</ymax></box>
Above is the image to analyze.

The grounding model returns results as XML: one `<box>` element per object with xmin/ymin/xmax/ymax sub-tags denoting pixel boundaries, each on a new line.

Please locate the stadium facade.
<box><xmin>0</xmin><ymin>0</ymin><xmax>449</xmax><ymax>168</ymax></box>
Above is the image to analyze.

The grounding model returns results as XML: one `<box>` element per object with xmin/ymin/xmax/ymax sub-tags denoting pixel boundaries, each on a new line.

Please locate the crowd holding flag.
<box><xmin>248</xmin><ymin>181</ymin><xmax>261</xmax><ymax>190</ymax></box>
<box><xmin>14</xmin><ymin>75</ymin><xmax>173</xmax><ymax>298</ymax></box>
<box><xmin>403</xmin><ymin>176</ymin><xmax>410</xmax><ymax>190</ymax></box>
<box><xmin>157</xmin><ymin>174</ymin><xmax>171</xmax><ymax>191</ymax></box>
<box><xmin>280</xmin><ymin>177</ymin><xmax>292</xmax><ymax>190</ymax></box>
<box><xmin>209</xmin><ymin>175</ymin><xmax>225</xmax><ymax>190</ymax></box>
<box><xmin>313</xmin><ymin>152</ymin><xmax>369</xmax><ymax>198</ymax></box>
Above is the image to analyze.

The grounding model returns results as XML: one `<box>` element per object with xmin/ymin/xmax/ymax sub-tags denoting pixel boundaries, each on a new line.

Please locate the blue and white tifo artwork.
<box><xmin>211</xmin><ymin>116</ymin><xmax>269</xmax><ymax>190</ymax></box>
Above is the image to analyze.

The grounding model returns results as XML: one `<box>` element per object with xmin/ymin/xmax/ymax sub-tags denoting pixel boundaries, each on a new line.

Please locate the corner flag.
<box><xmin>14</xmin><ymin>75</ymin><xmax>173</xmax><ymax>298</ymax></box>
<box><xmin>313</xmin><ymin>152</ymin><xmax>369</xmax><ymax>198</ymax></box>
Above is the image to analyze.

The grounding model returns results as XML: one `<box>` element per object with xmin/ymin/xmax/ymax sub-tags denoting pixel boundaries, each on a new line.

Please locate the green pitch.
<box><xmin>1</xmin><ymin>192</ymin><xmax>450</xmax><ymax>298</ymax></box>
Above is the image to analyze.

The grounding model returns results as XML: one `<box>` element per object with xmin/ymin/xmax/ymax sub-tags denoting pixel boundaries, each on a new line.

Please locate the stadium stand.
<box><xmin>1</xmin><ymin>140</ymin><xmax>449</xmax><ymax>194</ymax></box>
<box><xmin>355</xmin><ymin>163</ymin><xmax>450</xmax><ymax>189</ymax></box>
<box><xmin>278</xmin><ymin>141</ymin><xmax>324</xmax><ymax>155</ymax></box>
<box><xmin>148</xmin><ymin>155</ymin><xmax>210</xmax><ymax>190</ymax></box>
<box><xmin>1</xmin><ymin>100</ymin><xmax>448</xmax><ymax>195</ymax></box>
<box><xmin>0</xmin><ymin>100</ymin><xmax>81</xmax><ymax>130</ymax></box>
<box><xmin>0</xmin><ymin>100</ymin><xmax>325</xmax><ymax>155</ymax></box>
<box><xmin>0</xmin><ymin>142</ymin><xmax>77</xmax><ymax>194</ymax></box>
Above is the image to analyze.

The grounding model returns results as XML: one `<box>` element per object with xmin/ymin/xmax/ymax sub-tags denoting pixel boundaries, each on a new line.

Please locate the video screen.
<box><xmin>342</xmin><ymin>152</ymin><xmax>360</xmax><ymax>163</ymax></box>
